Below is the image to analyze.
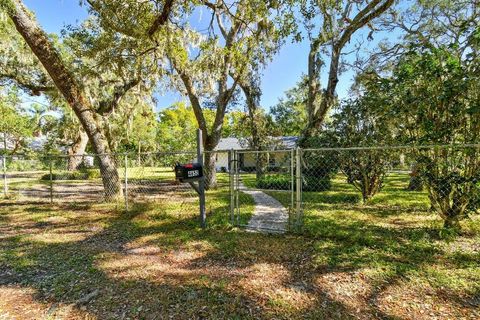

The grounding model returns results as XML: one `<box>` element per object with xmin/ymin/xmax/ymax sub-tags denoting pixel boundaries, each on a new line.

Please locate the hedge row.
<box><xmin>256</xmin><ymin>174</ymin><xmax>331</xmax><ymax>191</ymax></box>
<box><xmin>40</xmin><ymin>169</ymin><xmax>101</xmax><ymax>181</ymax></box>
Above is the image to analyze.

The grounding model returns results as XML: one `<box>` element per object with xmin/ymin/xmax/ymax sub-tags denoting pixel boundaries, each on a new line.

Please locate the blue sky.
<box><xmin>22</xmin><ymin>0</ymin><xmax>392</xmax><ymax>111</ymax></box>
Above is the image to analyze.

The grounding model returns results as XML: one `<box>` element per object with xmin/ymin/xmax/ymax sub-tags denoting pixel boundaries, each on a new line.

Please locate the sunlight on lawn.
<box><xmin>0</xmin><ymin>171</ymin><xmax>478</xmax><ymax>319</ymax></box>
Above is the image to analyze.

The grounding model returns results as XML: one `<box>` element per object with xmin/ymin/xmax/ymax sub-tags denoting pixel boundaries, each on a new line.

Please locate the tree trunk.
<box><xmin>305</xmin><ymin>45</ymin><xmax>341</xmax><ymax>139</ymax></box>
<box><xmin>204</xmin><ymin>151</ymin><xmax>217</xmax><ymax>189</ymax></box>
<box><xmin>67</xmin><ymin>131</ymin><xmax>88</xmax><ymax>171</ymax></box>
<box><xmin>5</xmin><ymin>0</ymin><xmax>122</xmax><ymax>200</ymax></box>
<box><xmin>239</xmin><ymin>76</ymin><xmax>266</xmax><ymax>180</ymax></box>
<box><xmin>304</xmin><ymin>40</ymin><xmax>322</xmax><ymax>143</ymax></box>
<box><xmin>408</xmin><ymin>163</ymin><xmax>424</xmax><ymax>191</ymax></box>
<box><xmin>301</xmin><ymin>0</ymin><xmax>395</xmax><ymax>144</ymax></box>
<box><xmin>444</xmin><ymin>214</ymin><xmax>461</xmax><ymax>230</ymax></box>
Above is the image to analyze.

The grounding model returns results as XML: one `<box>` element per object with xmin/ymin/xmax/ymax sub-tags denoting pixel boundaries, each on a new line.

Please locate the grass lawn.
<box><xmin>0</xmin><ymin>172</ymin><xmax>479</xmax><ymax>319</ymax></box>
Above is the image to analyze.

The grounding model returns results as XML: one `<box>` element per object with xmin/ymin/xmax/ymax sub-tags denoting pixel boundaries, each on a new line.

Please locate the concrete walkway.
<box><xmin>239</xmin><ymin>183</ymin><xmax>288</xmax><ymax>234</ymax></box>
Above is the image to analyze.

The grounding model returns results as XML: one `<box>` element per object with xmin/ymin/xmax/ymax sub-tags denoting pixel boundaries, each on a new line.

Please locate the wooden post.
<box><xmin>197</xmin><ymin>129</ymin><xmax>206</xmax><ymax>228</ymax></box>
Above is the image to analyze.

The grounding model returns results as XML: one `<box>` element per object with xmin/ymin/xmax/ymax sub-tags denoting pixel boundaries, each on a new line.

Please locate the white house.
<box><xmin>212</xmin><ymin>136</ymin><xmax>298</xmax><ymax>172</ymax></box>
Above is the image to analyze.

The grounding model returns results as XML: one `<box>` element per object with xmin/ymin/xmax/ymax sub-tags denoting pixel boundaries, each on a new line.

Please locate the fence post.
<box><xmin>49</xmin><ymin>157</ymin><xmax>53</xmax><ymax>204</ymax></box>
<box><xmin>295</xmin><ymin>147</ymin><xmax>302</xmax><ymax>232</ymax></box>
<box><xmin>235</xmin><ymin>150</ymin><xmax>240</xmax><ymax>225</ymax></box>
<box><xmin>124</xmin><ymin>154</ymin><xmax>129</xmax><ymax>211</ymax></box>
<box><xmin>2</xmin><ymin>154</ymin><xmax>6</xmax><ymax>198</ymax></box>
<box><xmin>228</xmin><ymin>149</ymin><xmax>234</xmax><ymax>224</ymax></box>
<box><xmin>197</xmin><ymin>129</ymin><xmax>206</xmax><ymax>228</ymax></box>
<box><xmin>290</xmin><ymin>149</ymin><xmax>295</xmax><ymax>230</ymax></box>
<box><xmin>2</xmin><ymin>132</ymin><xmax>7</xmax><ymax>198</ymax></box>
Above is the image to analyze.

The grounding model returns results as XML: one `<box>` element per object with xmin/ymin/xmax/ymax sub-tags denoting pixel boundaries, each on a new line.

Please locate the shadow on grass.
<box><xmin>0</xmin><ymin>202</ymin><xmax>353</xmax><ymax>319</ymax></box>
<box><xmin>0</xmin><ymin>201</ymin><xmax>478</xmax><ymax>319</ymax></box>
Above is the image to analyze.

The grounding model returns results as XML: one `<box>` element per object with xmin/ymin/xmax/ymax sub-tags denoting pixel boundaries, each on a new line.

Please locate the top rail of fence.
<box><xmin>0</xmin><ymin>150</ymin><xmax>198</xmax><ymax>158</ymax></box>
<box><xmin>302</xmin><ymin>143</ymin><xmax>480</xmax><ymax>152</ymax></box>
<box><xmin>3</xmin><ymin>143</ymin><xmax>480</xmax><ymax>159</ymax></box>
<box><xmin>234</xmin><ymin>149</ymin><xmax>296</xmax><ymax>154</ymax></box>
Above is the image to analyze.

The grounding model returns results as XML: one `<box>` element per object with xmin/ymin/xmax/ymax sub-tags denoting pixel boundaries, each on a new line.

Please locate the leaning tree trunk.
<box><xmin>67</xmin><ymin>131</ymin><xmax>88</xmax><ymax>171</ymax></box>
<box><xmin>5</xmin><ymin>0</ymin><xmax>122</xmax><ymax>200</ymax></box>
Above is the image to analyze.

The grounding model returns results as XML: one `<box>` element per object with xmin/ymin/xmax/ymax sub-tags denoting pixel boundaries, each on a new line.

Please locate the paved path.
<box><xmin>239</xmin><ymin>183</ymin><xmax>288</xmax><ymax>234</ymax></box>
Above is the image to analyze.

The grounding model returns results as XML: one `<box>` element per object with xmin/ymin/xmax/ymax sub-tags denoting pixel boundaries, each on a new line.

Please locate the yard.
<box><xmin>1</xmin><ymin>172</ymin><xmax>479</xmax><ymax>319</ymax></box>
<box><xmin>2</xmin><ymin>0</ymin><xmax>479</xmax><ymax>318</ymax></box>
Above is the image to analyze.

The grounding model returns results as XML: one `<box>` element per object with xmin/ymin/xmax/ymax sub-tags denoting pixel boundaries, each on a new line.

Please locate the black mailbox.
<box><xmin>175</xmin><ymin>163</ymin><xmax>203</xmax><ymax>182</ymax></box>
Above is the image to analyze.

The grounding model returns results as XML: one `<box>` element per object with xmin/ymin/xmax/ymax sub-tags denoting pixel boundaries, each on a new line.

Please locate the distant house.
<box><xmin>1</xmin><ymin>133</ymin><xmax>51</xmax><ymax>168</ymax></box>
<box><xmin>213</xmin><ymin>136</ymin><xmax>298</xmax><ymax>172</ymax></box>
<box><xmin>0</xmin><ymin>132</ymin><xmax>47</xmax><ymax>153</ymax></box>
<box><xmin>0</xmin><ymin>133</ymin><xmax>16</xmax><ymax>152</ymax></box>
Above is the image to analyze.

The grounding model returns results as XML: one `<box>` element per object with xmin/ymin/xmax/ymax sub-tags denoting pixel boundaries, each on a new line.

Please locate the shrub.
<box><xmin>340</xmin><ymin>149</ymin><xmax>395</xmax><ymax>203</ymax></box>
<box><xmin>7</xmin><ymin>159</ymin><xmax>45</xmax><ymax>172</ymax></box>
<box><xmin>257</xmin><ymin>174</ymin><xmax>291</xmax><ymax>190</ymax></box>
<box><xmin>41</xmin><ymin>169</ymin><xmax>101</xmax><ymax>181</ymax></box>
<box><xmin>302</xmin><ymin>175</ymin><xmax>331</xmax><ymax>191</ymax></box>
<box><xmin>256</xmin><ymin>174</ymin><xmax>331</xmax><ymax>191</ymax></box>
<box><xmin>84</xmin><ymin>168</ymin><xmax>101</xmax><ymax>180</ymax></box>
<box><xmin>417</xmin><ymin>151</ymin><xmax>480</xmax><ymax>229</ymax></box>
<box><xmin>300</xmin><ymin>136</ymin><xmax>339</xmax><ymax>193</ymax></box>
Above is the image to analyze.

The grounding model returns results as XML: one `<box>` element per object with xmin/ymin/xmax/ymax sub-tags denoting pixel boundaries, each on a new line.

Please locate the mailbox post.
<box><xmin>174</xmin><ymin>129</ymin><xmax>206</xmax><ymax>228</ymax></box>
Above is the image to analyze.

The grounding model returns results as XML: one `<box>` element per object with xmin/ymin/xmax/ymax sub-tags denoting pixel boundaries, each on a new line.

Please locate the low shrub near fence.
<box><xmin>256</xmin><ymin>174</ymin><xmax>291</xmax><ymax>190</ymax></box>
<box><xmin>7</xmin><ymin>159</ymin><xmax>45</xmax><ymax>172</ymax></box>
<box><xmin>256</xmin><ymin>174</ymin><xmax>331</xmax><ymax>191</ymax></box>
<box><xmin>40</xmin><ymin>169</ymin><xmax>101</xmax><ymax>181</ymax></box>
<box><xmin>302</xmin><ymin>175</ymin><xmax>331</xmax><ymax>191</ymax></box>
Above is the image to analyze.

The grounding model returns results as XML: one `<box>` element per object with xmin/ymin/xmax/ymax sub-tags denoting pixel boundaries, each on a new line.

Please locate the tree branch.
<box><xmin>0</xmin><ymin>73</ymin><xmax>54</xmax><ymax>95</ymax></box>
<box><xmin>85</xmin><ymin>0</ymin><xmax>139</xmax><ymax>38</ymax></box>
<box><xmin>148</xmin><ymin>0</ymin><xmax>175</xmax><ymax>37</ymax></box>
<box><xmin>97</xmin><ymin>78</ymin><xmax>141</xmax><ymax>115</ymax></box>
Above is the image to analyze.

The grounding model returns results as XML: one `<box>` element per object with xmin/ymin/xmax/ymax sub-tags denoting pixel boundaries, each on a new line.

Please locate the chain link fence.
<box><xmin>231</xmin><ymin>150</ymin><xmax>295</xmax><ymax>232</ymax></box>
<box><xmin>300</xmin><ymin>145</ymin><xmax>480</xmax><ymax>232</ymax></box>
<box><xmin>2</xmin><ymin>144</ymin><xmax>479</xmax><ymax>232</ymax></box>
<box><xmin>0</xmin><ymin>152</ymin><xmax>200</xmax><ymax>216</ymax></box>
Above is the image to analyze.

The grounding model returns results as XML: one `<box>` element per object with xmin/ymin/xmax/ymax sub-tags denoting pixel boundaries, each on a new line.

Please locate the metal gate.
<box><xmin>229</xmin><ymin>149</ymin><xmax>301</xmax><ymax>232</ymax></box>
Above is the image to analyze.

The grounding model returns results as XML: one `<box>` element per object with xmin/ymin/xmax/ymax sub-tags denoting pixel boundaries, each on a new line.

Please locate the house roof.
<box><xmin>215</xmin><ymin>136</ymin><xmax>298</xmax><ymax>151</ymax></box>
<box><xmin>215</xmin><ymin>137</ymin><xmax>245</xmax><ymax>151</ymax></box>
<box><xmin>29</xmin><ymin>135</ymin><xmax>47</xmax><ymax>151</ymax></box>
<box><xmin>280</xmin><ymin>136</ymin><xmax>298</xmax><ymax>149</ymax></box>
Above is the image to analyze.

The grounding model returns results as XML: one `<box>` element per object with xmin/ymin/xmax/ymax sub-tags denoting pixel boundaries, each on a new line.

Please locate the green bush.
<box><xmin>256</xmin><ymin>174</ymin><xmax>331</xmax><ymax>191</ymax></box>
<box><xmin>7</xmin><ymin>159</ymin><xmax>45</xmax><ymax>172</ymax></box>
<box><xmin>257</xmin><ymin>174</ymin><xmax>291</xmax><ymax>190</ymax></box>
<box><xmin>302</xmin><ymin>175</ymin><xmax>331</xmax><ymax>191</ymax></box>
<box><xmin>41</xmin><ymin>169</ymin><xmax>101</xmax><ymax>181</ymax></box>
<box><xmin>84</xmin><ymin>168</ymin><xmax>101</xmax><ymax>180</ymax></box>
